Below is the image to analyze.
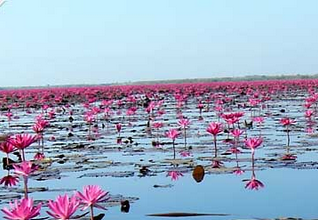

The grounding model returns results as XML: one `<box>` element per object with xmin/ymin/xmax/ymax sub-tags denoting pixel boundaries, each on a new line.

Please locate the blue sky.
<box><xmin>0</xmin><ymin>0</ymin><xmax>317</xmax><ymax>87</ymax></box>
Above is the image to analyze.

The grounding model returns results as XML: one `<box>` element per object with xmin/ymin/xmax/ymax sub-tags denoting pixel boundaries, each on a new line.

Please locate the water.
<box><xmin>0</xmin><ymin>86</ymin><xmax>318</xmax><ymax>219</ymax></box>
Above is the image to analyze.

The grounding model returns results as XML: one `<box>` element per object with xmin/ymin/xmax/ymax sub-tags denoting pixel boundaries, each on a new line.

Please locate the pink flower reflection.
<box><xmin>179</xmin><ymin>150</ymin><xmax>191</xmax><ymax>157</ymax></box>
<box><xmin>0</xmin><ymin>175</ymin><xmax>19</xmax><ymax>187</ymax></box>
<box><xmin>281</xmin><ymin>153</ymin><xmax>297</xmax><ymax>160</ymax></box>
<box><xmin>212</xmin><ymin>160</ymin><xmax>223</xmax><ymax>168</ymax></box>
<box><xmin>244</xmin><ymin>176</ymin><xmax>264</xmax><ymax>190</ymax></box>
<box><xmin>166</xmin><ymin>170</ymin><xmax>183</xmax><ymax>181</ymax></box>
<box><xmin>233</xmin><ymin>167</ymin><xmax>244</xmax><ymax>175</ymax></box>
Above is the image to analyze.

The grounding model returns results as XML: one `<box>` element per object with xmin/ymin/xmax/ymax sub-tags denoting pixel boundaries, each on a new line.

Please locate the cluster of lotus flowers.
<box><xmin>2</xmin><ymin>185</ymin><xmax>109</xmax><ymax>220</ymax></box>
<box><xmin>0</xmin><ymin>133</ymin><xmax>110</xmax><ymax>220</ymax></box>
<box><xmin>1</xmin><ymin>79</ymin><xmax>317</xmax><ymax>218</ymax></box>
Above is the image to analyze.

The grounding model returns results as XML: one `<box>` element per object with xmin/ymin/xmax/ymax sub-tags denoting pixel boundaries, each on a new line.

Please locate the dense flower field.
<box><xmin>0</xmin><ymin>79</ymin><xmax>318</xmax><ymax>219</ymax></box>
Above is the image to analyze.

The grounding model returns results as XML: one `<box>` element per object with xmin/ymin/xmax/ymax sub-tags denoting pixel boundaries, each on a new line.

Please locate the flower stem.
<box><xmin>90</xmin><ymin>205</ymin><xmax>94</xmax><ymax>220</ymax></box>
<box><xmin>23</xmin><ymin>176</ymin><xmax>28</xmax><ymax>199</ymax></box>
<box><xmin>287</xmin><ymin>128</ymin><xmax>290</xmax><ymax>147</ymax></box>
<box><xmin>21</xmin><ymin>149</ymin><xmax>25</xmax><ymax>162</ymax></box>
<box><xmin>251</xmin><ymin>150</ymin><xmax>255</xmax><ymax>177</ymax></box>
<box><xmin>213</xmin><ymin>135</ymin><xmax>217</xmax><ymax>158</ymax></box>
<box><xmin>173</xmin><ymin>140</ymin><xmax>176</xmax><ymax>159</ymax></box>
<box><xmin>184</xmin><ymin>128</ymin><xmax>187</xmax><ymax>149</ymax></box>
<box><xmin>6</xmin><ymin>153</ymin><xmax>9</xmax><ymax>169</ymax></box>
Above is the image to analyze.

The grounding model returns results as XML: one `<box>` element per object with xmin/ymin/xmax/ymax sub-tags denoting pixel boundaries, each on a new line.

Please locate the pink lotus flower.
<box><xmin>166</xmin><ymin>170</ymin><xmax>183</xmax><ymax>181</ymax></box>
<box><xmin>253</xmin><ymin>116</ymin><xmax>264</xmax><ymax>124</ymax></box>
<box><xmin>177</xmin><ymin>118</ymin><xmax>190</xmax><ymax>129</ymax></box>
<box><xmin>33</xmin><ymin>118</ymin><xmax>49</xmax><ymax>134</ymax></box>
<box><xmin>84</xmin><ymin>112</ymin><xmax>95</xmax><ymax>124</ymax></box>
<box><xmin>1</xmin><ymin>198</ymin><xmax>41</xmax><ymax>220</ymax></box>
<box><xmin>222</xmin><ymin>114</ymin><xmax>239</xmax><ymax>125</ymax></box>
<box><xmin>305</xmin><ymin>109</ymin><xmax>314</xmax><ymax>118</ymax></box>
<box><xmin>244</xmin><ymin>176</ymin><xmax>264</xmax><ymax>190</ymax></box>
<box><xmin>47</xmin><ymin>194</ymin><xmax>80</xmax><ymax>220</ymax></box>
<box><xmin>0</xmin><ymin>141</ymin><xmax>15</xmax><ymax>156</ymax></box>
<box><xmin>166</xmin><ymin>129</ymin><xmax>179</xmax><ymax>141</ymax></box>
<box><xmin>152</xmin><ymin>122</ymin><xmax>163</xmax><ymax>129</ymax></box>
<box><xmin>231</xmin><ymin>128</ymin><xmax>244</xmax><ymax>138</ymax></box>
<box><xmin>280</xmin><ymin>117</ymin><xmax>294</xmax><ymax>148</ymax></box>
<box><xmin>9</xmin><ymin>134</ymin><xmax>37</xmax><ymax>150</ymax></box>
<box><xmin>13</xmin><ymin>161</ymin><xmax>38</xmax><ymax>177</ymax></box>
<box><xmin>76</xmin><ymin>185</ymin><xmax>110</xmax><ymax>211</ymax></box>
<box><xmin>207</xmin><ymin>122</ymin><xmax>223</xmax><ymax>158</ymax></box>
<box><xmin>0</xmin><ymin>175</ymin><xmax>19</xmax><ymax>187</ymax></box>
<box><xmin>280</xmin><ymin>117</ymin><xmax>295</xmax><ymax>126</ymax></box>
<box><xmin>33</xmin><ymin>152</ymin><xmax>45</xmax><ymax>160</ymax></box>
<box><xmin>245</xmin><ymin>137</ymin><xmax>263</xmax><ymax>152</ymax></box>
<box><xmin>178</xmin><ymin>119</ymin><xmax>190</xmax><ymax>148</ymax></box>
<box><xmin>206</xmin><ymin>122</ymin><xmax>223</xmax><ymax>136</ymax></box>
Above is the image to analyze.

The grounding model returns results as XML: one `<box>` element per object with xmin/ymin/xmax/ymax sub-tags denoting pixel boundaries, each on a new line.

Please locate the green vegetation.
<box><xmin>1</xmin><ymin>74</ymin><xmax>318</xmax><ymax>90</ymax></box>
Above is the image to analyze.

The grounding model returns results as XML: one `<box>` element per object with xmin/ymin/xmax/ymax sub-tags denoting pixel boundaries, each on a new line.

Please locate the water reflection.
<box><xmin>166</xmin><ymin>164</ymin><xmax>183</xmax><ymax>181</ymax></box>
<box><xmin>243</xmin><ymin>142</ymin><xmax>264</xmax><ymax>190</ymax></box>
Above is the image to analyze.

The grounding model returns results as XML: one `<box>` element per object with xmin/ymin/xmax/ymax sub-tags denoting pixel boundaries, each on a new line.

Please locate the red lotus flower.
<box><xmin>76</xmin><ymin>185</ymin><xmax>110</xmax><ymax>210</ymax></box>
<box><xmin>1</xmin><ymin>198</ymin><xmax>41</xmax><ymax>220</ymax></box>
<box><xmin>84</xmin><ymin>112</ymin><xmax>95</xmax><ymax>124</ymax></box>
<box><xmin>33</xmin><ymin>152</ymin><xmax>45</xmax><ymax>160</ymax></box>
<box><xmin>305</xmin><ymin>109</ymin><xmax>314</xmax><ymax>118</ymax></box>
<box><xmin>152</xmin><ymin>122</ymin><xmax>163</xmax><ymax>129</ymax></box>
<box><xmin>231</xmin><ymin>128</ymin><xmax>244</xmax><ymax>138</ymax></box>
<box><xmin>47</xmin><ymin>194</ymin><xmax>80</xmax><ymax>220</ymax></box>
<box><xmin>253</xmin><ymin>116</ymin><xmax>264</xmax><ymax>124</ymax></box>
<box><xmin>177</xmin><ymin>118</ymin><xmax>190</xmax><ymax>129</ymax></box>
<box><xmin>280</xmin><ymin>118</ymin><xmax>295</xmax><ymax>126</ymax></box>
<box><xmin>9</xmin><ymin>134</ymin><xmax>37</xmax><ymax>150</ymax></box>
<box><xmin>206</xmin><ymin>122</ymin><xmax>223</xmax><ymax>136</ymax></box>
<box><xmin>32</xmin><ymin>117</ymin><xmax>49</xmax><ymax>134</ymax></box>
<box><xmin>0</xmin><ymin>141</ymin><xmax>15</xmax><ymax>154</ymax></box>
<box><xmin>245</xmin><ymin>137</ymin><xmax>263</xmax><ymax>151</ymax></box>
<box><xmin>166</xmin><ymin>129</ymin><xmax>179</xmax><ymax>141</ymax></box>
<box><xmin>13</xmin><ymin>161</ymin><xmax>38</xmax><ymax>177</ymax></box>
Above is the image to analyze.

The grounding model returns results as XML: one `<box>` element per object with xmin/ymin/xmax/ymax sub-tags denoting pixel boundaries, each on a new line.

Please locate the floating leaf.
<box><xmin>192</xmin><ymin>165</ymin><xmax>205</xmax><ymax>183</ymax></box>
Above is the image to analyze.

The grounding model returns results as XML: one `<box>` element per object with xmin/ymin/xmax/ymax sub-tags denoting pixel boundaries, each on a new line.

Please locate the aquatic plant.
<box><xmin>13</xmin><ymin>161</ymin><xmax>38</xmax><ymax>199</ymax></box>
<box><xmin>76</xmin><ymin>185</ymin><xmax>110</xmax><ymax>220</ymax></box>
<box><xmin>206</xmin><ymin>122</ymin><xmax>223</xmax><ymax>157</ymax></box>
<box><xmin>1</xmin><ymin>197</ymin><xmax>41</xmax><ymax>220</ymax></box>
<box><xmin>166</xmin><ymin>129</ymin><xmax>180</xmax><ymax>159</ymax></box>
<box><xmin>280</xmin><ymin>117</ymin><xmax>296</xmax><ymax>159</ymax></box>
<box><xmin>47</xmin><ymin>194</ymin><xmax>80</xmax><ymax>220</ymax></box>
<box><xmin>177</xmin><ymin>118</ymin><xmax>190</xmax><ymax>149</ymax></box>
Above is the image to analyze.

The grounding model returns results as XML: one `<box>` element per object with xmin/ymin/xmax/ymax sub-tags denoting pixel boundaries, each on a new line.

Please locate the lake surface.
<box><xmin>0</xmin><ymin>85</ymin><xmax>317</xmax><ymax>220</ymax></box>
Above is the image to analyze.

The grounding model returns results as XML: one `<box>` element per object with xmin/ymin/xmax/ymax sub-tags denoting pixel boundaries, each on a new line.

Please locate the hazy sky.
<box><xmin>0</xmin><ymin>0</ymin><xmax>318</xmax><ymax>87</ymax></box>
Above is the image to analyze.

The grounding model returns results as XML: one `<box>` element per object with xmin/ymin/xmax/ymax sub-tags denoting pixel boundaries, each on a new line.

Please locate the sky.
<box><xmin>0</xmin><ymin>0</ymin><xmax>318</xmax><ymax>87</ymax></box>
